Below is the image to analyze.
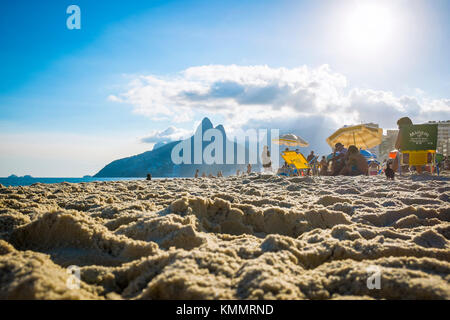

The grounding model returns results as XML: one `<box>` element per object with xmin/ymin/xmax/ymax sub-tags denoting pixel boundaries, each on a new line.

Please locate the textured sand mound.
<box><xmin>8</xmin><ymin>210</ymin><xmax>158</xmax><ymax>266</ymax></box>
<box><xmin>0</xmin><ymin>174</ymin><xmax>449</xmax><ymax>299</ymax></box>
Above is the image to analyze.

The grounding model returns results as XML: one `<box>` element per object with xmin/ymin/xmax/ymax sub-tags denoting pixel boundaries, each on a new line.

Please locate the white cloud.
<box><xmin>110</xmin><ymin>64</ymin><xmax>450</xmax><ymax>131</ymax></box>
<box><xmin>141</xmin><ymin>126</ymin><xmax>192</xmax><ymax>144</ymax></box>
<box><xmin>107</xmin><ymin>95</ymin><xmax>123</xmax><ymax>103</ymax></box>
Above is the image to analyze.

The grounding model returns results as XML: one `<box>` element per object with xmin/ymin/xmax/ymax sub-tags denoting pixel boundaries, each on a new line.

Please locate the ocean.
<box><xmin>0</xmin><ymin>177</ymin><xmax>149</xmax><ymax>187</ymax></box>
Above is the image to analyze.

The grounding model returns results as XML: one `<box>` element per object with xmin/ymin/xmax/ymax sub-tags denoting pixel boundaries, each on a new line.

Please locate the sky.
<box><xmin>0</xmin><ymin>0</ymin><xmax>449</xmax><ymax>177</ymax></box>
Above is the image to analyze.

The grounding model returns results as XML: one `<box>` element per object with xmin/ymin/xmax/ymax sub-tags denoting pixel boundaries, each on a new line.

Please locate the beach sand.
<box><xmin>0</xmin><ymin>173</ymin><xmax>449</xmax><ymax>300</ymax></box>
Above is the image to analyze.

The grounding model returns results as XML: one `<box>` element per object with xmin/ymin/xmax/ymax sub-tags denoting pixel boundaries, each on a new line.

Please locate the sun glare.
<box><xmin>342</xmin><ymin>2</ymin><xmax>394</xmax><ymax>54</ymax></box>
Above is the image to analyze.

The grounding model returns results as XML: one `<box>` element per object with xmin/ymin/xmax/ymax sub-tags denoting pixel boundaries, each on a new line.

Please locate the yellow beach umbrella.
<box><xmin>273</xmin><ymin>133</ymin><xmax>309</xmax><ymax>147</ymax></box>
<box><xmin>326</xmin><ymin>124</ymin><xmax>383</xmax><ymax>149</ymax></box>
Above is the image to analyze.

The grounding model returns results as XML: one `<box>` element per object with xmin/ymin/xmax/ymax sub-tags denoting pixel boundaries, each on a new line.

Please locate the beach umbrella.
<box><xmin>326</xmin><ymin>124</ymin><xmax>383</xmax><ymax>149</ymax></box>
<box><xmin>273</xmin><ymin>133</ymin><xmax>309</xmax><ymax>147</ymax></box>
<box><xmin>360</xmin><ymin>149</ymin><xmax>377</xmax><ymax>159</ymax></box>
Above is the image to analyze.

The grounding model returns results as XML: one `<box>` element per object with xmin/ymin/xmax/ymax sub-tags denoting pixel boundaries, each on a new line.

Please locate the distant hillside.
<box><xmin>94</xmin><ymin>118</ymin><xmax>260</xmax><ymax>178</ymax></box>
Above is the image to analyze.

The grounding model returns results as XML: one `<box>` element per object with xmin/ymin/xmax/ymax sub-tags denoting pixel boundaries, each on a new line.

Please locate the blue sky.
<box><xmin>0</xmin><ymin>0</ymin><xmax>449</xmax><ymax>176</ymax></box>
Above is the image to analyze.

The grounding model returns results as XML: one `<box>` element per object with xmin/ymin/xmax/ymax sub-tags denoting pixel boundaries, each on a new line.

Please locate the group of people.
<box><xmin>323</xmin><ymin>143</ymin><xmax>369</xmax><ymax>176</ymax></box>
<box><xmin>194</xmin><ymin>164</ymin><xmax>254</xmax><ymax>179</ymax></box>
<box><xmin>194</xmin><ymin>169</ymin><xmax>224</xmax><ymax>178</ymax></box>
<box><xmin>278</xmin><ymin>116</ymin><xmax>443</xmax><ymax>177</ymax></box>
<box><xmin>152</xmin><ymin>116</ymin><xmax>443</xmax><ymax>180</ymax></box>
<box><xmin>276</xmin><ymin>143</ymin><xmax>370</xmax><ymax>177</ymax></box>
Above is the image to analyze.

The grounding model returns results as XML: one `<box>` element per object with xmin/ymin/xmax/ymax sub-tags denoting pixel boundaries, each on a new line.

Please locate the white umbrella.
<box><xmin>272</xmin><ymin>134</ymin><xmax>309</xmax><ymax>147</ymax></box>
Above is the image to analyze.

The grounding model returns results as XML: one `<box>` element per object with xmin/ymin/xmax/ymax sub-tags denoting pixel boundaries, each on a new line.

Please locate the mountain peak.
<box><xmin>195</xmin><ymin>117</ymin><xmax>214</xmax><ymax>134</ymax></box>
<box><xmin>215</xmin><ymin>124</ymin><xmax>226</xmax><ymax>136</ymax></box>
<box><xmin>201</xmin><ymin>117</ymin><xmax>213</xmax><ymax>129</ymax></box>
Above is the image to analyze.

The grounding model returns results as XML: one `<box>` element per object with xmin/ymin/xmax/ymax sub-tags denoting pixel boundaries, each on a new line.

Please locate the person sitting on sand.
<box><xmin>319</xmin><ymin>156</ymin><xmax>328</xmax><ymax>176</ymax></box>
<box><xmin>385</xmin><ymin>161</ymin><xmax>395</xmax><ymax>180</ymax></box>
<box><xmin>217</xmin><ymin>171</ymin><xmax>223</xmax><ymax>177</ymax></box>
<box><xmin>202</xmin><ymin>172</ymin><xmax>207</xmax><ymax>178</ymax></box>
<box><xmin>146</xmin><ymin>173</ymin><xmax>152</xmax><ymax>181</ymax></box>
<box><xmin>331</xmin><ymin>143</ymin><xmax>347</xmax><ymax>176</ymax></box>
<box><xmin>368</xmin><ymin>161</ymin><xmax>379</xmax><ymax>176</ymax></box>
<box><xmin>277</xmin><ymin>164</ymin><xmax>290</xmax><ymax>176</ymax></box>
<box><xmin>339</xmin><ymin>145</ymin><xmax>368</xmax><ymax>176</ymax></box>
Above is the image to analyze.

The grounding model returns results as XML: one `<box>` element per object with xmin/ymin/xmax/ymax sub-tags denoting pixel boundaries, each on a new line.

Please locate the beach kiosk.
<box><xmin>399</xmin><ymin>123</ymin><xmax>438</xmax><ymax>173</ymax></box>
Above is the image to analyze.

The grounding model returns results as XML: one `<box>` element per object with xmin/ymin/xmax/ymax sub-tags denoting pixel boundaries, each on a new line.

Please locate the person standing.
<box><xmin>247</xmin><ymin>163</ymin><xmax>252</xmax><ymax>175</ymax></box>
<box><xmin>392</xmin><ymin>117</ymin><xmax>419</xmax><ymax>174</ymax></box>
<box><xmin>261</xmin><ymin>145</ymin><xmax>272</xmax><ymax>172</ymax></box>
<box><xmin>307</xmin><ymin>151</ymin><xmax>315</xmax><ymax>175</ymax></box>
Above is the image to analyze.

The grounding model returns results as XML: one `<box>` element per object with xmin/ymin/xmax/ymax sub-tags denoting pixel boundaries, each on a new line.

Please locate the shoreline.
<box><xmin>2</xmin><ymin>170</ymin><xmax>449</xmax><ymax>187</ymax></box>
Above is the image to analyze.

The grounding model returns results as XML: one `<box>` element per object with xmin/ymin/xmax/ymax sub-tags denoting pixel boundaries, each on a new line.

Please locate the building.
<box><xmin>378</xmin><ymin>129</ymin><xmax>398</xmax><ymax>161</ymax></box>
<box><xmin>364</xmin><ymin>122</ymin><xmax>381</xmax><ymax>158</ymax></box>
<box><xmin>427</xmin><ymin>120</ymin><xmax>450</xmax><ymax>156</ymax></box>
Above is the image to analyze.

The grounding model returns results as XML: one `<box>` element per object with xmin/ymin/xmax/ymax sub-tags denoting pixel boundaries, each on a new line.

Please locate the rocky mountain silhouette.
<box><xmin>94</xmin><ymin>117</ymin><xmax>260</xmax><ymax>178</ymax></box>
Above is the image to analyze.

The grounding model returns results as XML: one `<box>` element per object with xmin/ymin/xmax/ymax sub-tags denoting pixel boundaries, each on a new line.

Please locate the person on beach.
<box><xmin>319</xmin><ymin>156</ymin><xmax>328</xmax><ymax>176</ymax></box>
<box><xmin>202</xmin><ymin>172</ymin><xmax>206</xmax><ymax>178</ymax></box>
<box><xmin>392</xmin><ymin>117</ymin><xmax>423</xmax><ymax>174</ymax></box>
<box><xmin>217</xmin><ymin>171</ymin><xmax>223</xmax><ymax>177</ymax></box>
<box><xmin>262</xmin><ymin>145</ymin><xmax>272</xmax><ymax>172</ymax></box>
<box><xmin>385</xmin><ymin>161</ymin><xmax>395</xmax><ymax>180</ymax></box>
<box><xmin>339</xmin><ymin>145</ymin><xmax>368</xmax><ymax>176</ymax></box>
<box><xmin>247</xmin><ymin>164</ymin><xmax>252</xmax><ymax>175</ymax></box>
<box><xmin>146</xmin><ymin>173</ymin><xmax>152</xmax><ymax>181</ymax></box>
<box><xmin>307</xmin><ymin>151</ymin><xmax>315</xmax><ymax>175</ymax></box>
<box><xmin>195</xmin><ymin>169</ymin><xmax>199</xmax><ymax>178</ymax></box>
<box><xmin>277</xmin><ymin>163</ymin><xmax>289</xmax><ymax>176</ymax></box>
<box><xmin>331</xmin><ymin>143</ymin><xmax>347</xmax><ymax>176</ymax></box>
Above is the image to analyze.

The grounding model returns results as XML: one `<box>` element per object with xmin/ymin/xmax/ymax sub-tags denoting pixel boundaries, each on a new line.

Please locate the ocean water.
<box><xmin>0</xmin><ymin>177</ymin><xmax>149</xmax><ymax>187</ymax></box>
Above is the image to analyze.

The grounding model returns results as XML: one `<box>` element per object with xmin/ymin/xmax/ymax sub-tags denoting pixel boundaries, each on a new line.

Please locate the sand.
<box><xmin>0</xmin><ymin>173</ymin><xmax>449</xmax><ymax>300</ymax></box>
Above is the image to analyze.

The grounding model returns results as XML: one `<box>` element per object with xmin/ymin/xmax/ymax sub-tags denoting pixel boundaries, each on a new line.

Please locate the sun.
<box><xmin>341</xmin><ymin>2</ymin><xmax>394</xmax><ymax>54</ymax></box>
